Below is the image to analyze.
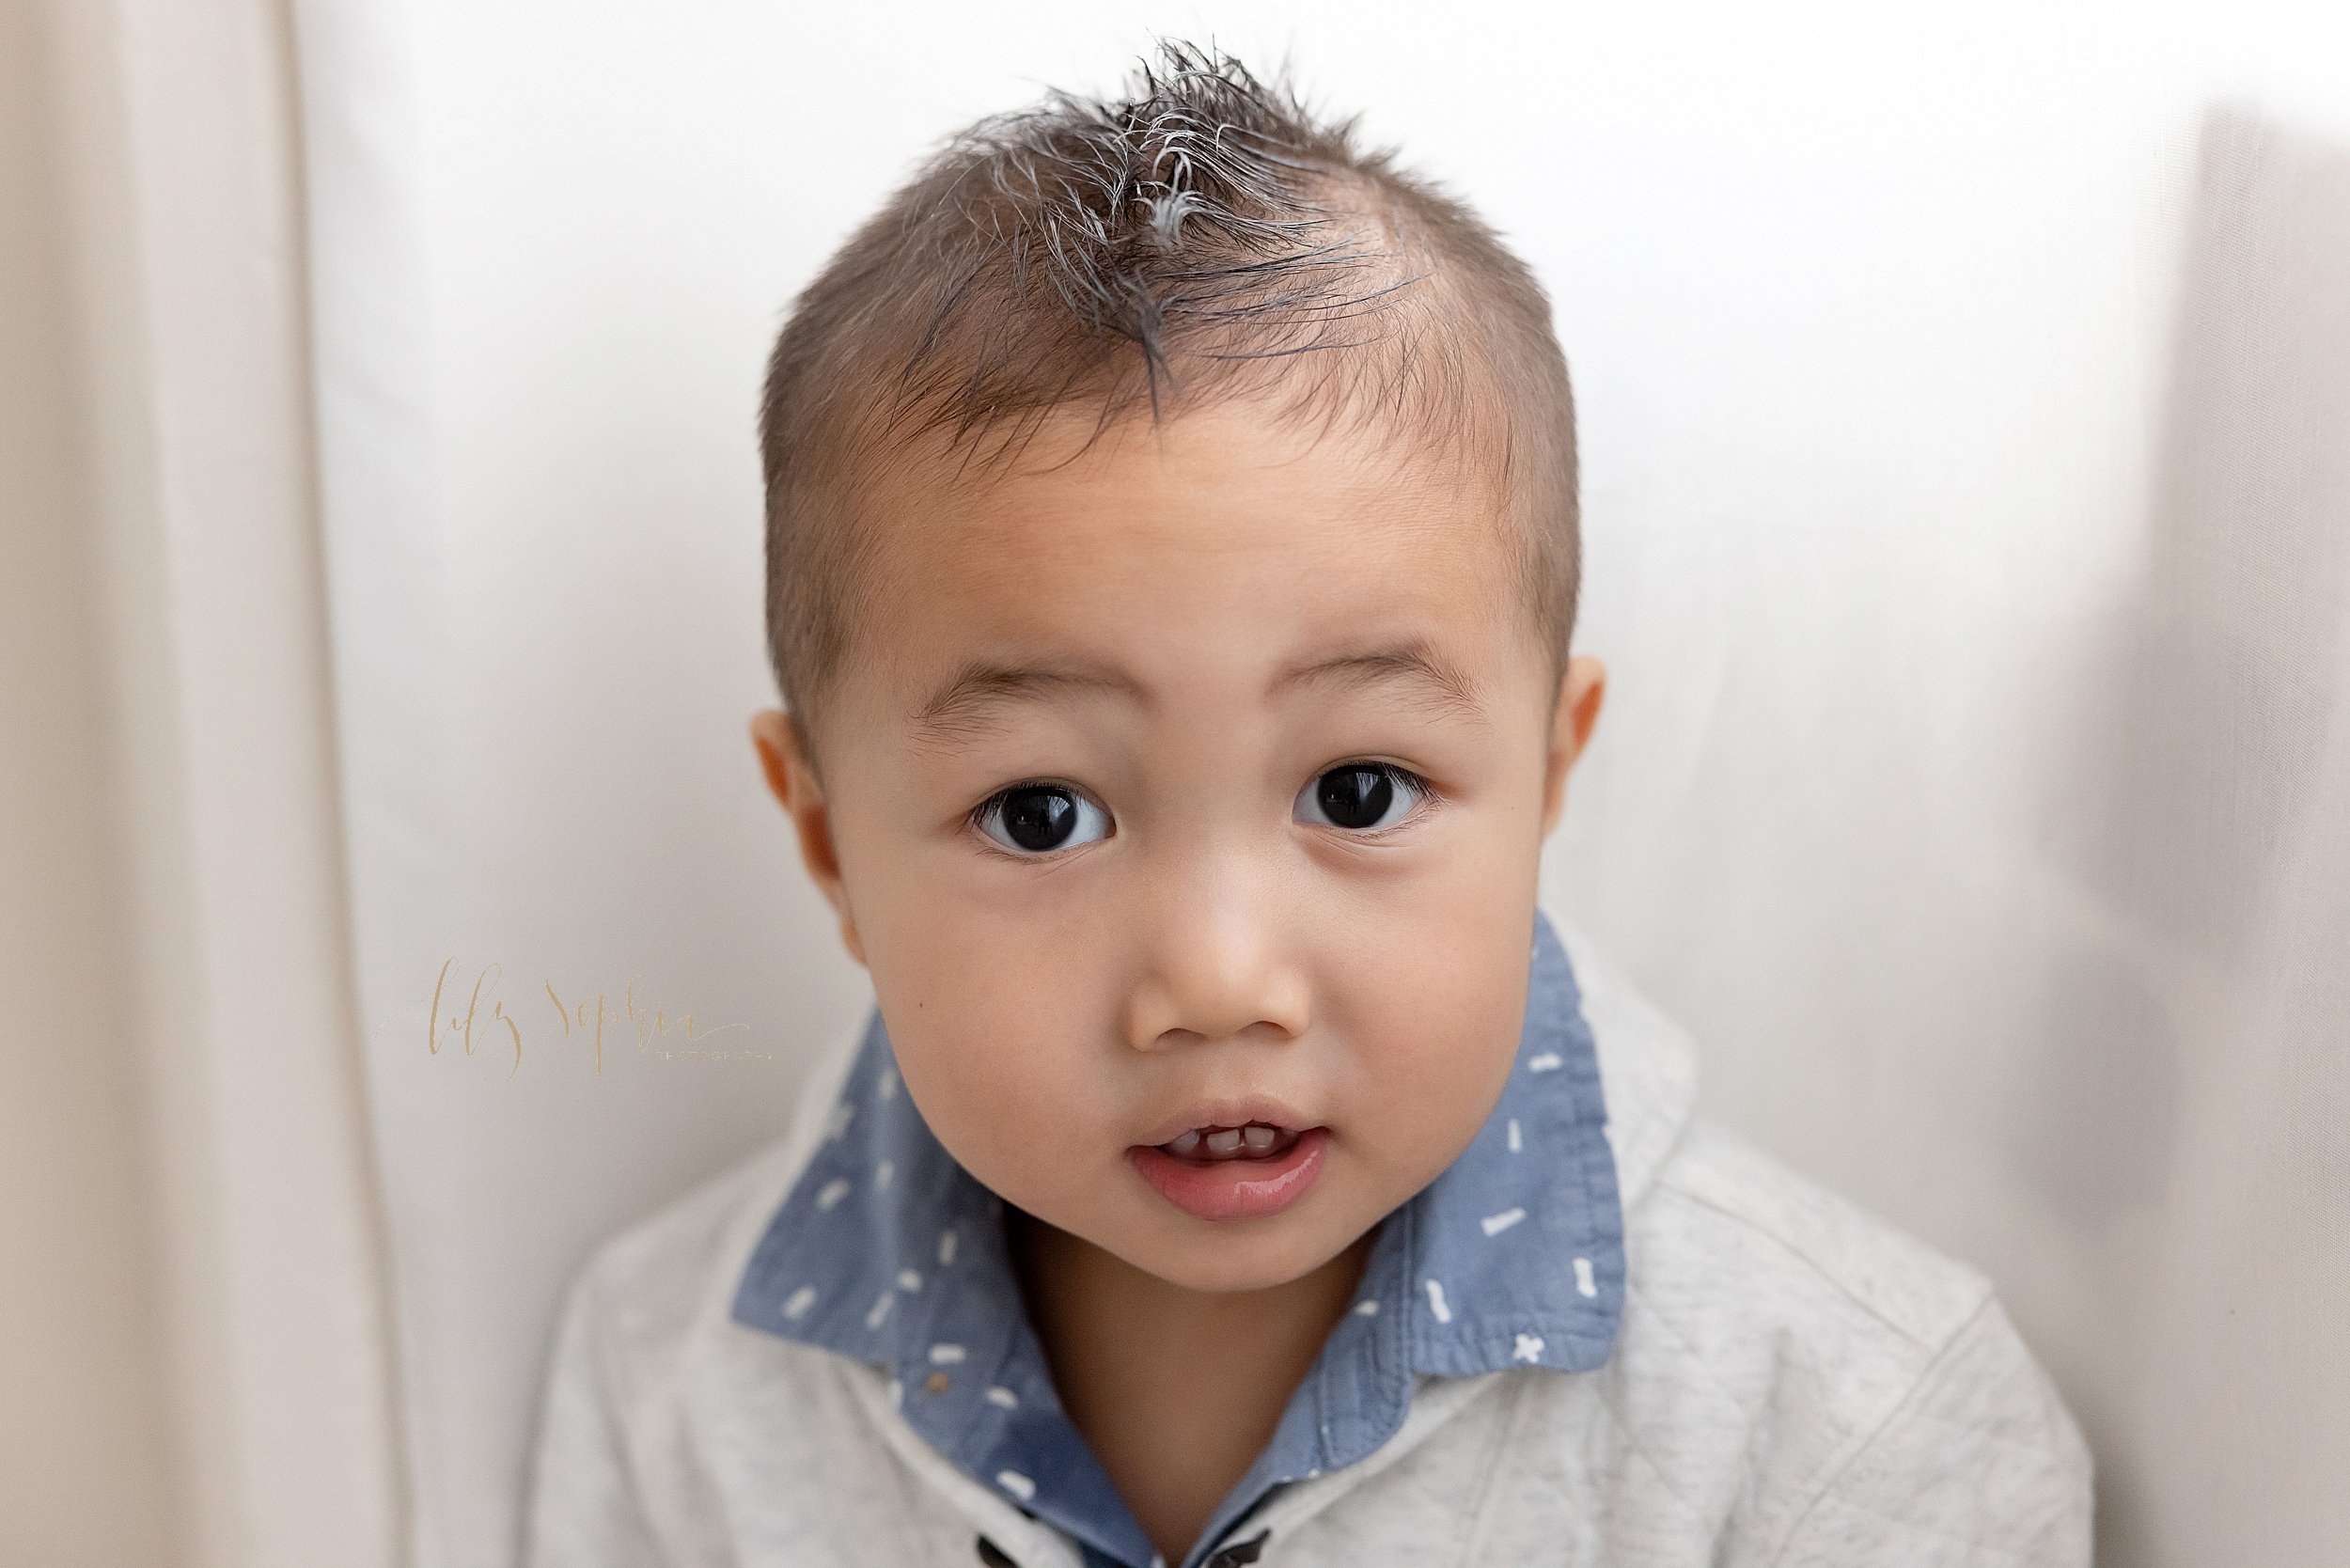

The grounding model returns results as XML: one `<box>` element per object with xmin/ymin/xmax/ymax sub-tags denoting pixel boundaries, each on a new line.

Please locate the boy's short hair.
<box><xmin>760</xmin><ymin>41</ymin><xmax>1579</xmax><ymax>773</ymax></box>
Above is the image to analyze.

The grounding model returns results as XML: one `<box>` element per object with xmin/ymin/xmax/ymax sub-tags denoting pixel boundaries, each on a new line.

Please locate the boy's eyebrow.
<box><xmin>1278</xmin><ymin>638</ymin><xmax>1486</xmax><ymax>722</ymax></box>
<box><xmin>909</xmin><ymin>660</ymin><xmax>1149</xmax><ymax>748</ymax></box>
<box><xmin>907</xmin><ymin>636</ymin><xmax>1484</xmax><ymax>749</ymax></box>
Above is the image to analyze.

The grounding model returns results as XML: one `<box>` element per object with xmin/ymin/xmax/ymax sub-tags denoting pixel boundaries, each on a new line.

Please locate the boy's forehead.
<box><xmin>844</xmin><ymin>400</ymin><xmax>1528</xmax><ymax>726</ymax></box>
<box><xmin>877</xmin><ymin>398</ymin><xmax>1498</xmax><ymax>529</ymax></box>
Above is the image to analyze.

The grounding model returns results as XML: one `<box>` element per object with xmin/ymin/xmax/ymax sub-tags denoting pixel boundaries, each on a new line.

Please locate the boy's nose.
<box><xmin>1118</xmin><ymin>869</ymin><xmax>1311</xmax><ymax>1053</ymax></box>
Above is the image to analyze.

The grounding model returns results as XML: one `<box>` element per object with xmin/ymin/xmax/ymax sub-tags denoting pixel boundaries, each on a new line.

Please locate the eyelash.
<box><xmin>964</xmin><ymin>760</ymin><xmax>1438</xmax><ymax>856</ymax></box>
<box><xmin>967</xmin><ymin>777</ymin><xmax>1079</xmax><ymax>825</ymax></box>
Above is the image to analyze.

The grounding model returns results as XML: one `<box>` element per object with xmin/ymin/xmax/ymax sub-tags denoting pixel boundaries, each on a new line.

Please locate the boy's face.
<box><xmin>753</xmin><ymin>399</ymin><xmax>1604</xmax><ymax>1294</ymax></box>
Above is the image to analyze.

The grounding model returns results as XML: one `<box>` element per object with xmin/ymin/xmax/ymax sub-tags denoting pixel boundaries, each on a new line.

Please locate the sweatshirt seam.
<box><xmin>576</xmin><ymin>1270</ymin><xmax>679</xmax><ymax>1564</ymax></box>
<box><xmin>1590</xmin><ymin>1374</ymin><xmax>1714</xmax><ymax>1529</ymax></box>
<box><xmin>1449</xmin><ymin>1372</ymin><xmax>1541</xmax><ymax>1568</ymax></box>
<box><xmin>1762</xmin><ymin>1289</ymin><xmax>2001</xmax><ymax>1566</ymax></box>
<box><xmin>1648</xmin><ymin>1173</ymin><xmax>1960</xmax><ymax>1354</ymax></box>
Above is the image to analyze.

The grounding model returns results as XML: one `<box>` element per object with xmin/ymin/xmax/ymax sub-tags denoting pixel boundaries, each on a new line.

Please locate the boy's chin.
<box><xmin>1105</xmin><ymin>1215</ymin><xmax>1365</xmax><ymax>1296</ymax></box>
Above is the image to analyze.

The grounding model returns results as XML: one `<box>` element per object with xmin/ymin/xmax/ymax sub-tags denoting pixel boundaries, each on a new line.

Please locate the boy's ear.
<box><xmin>1540</xmin><ymin>654</ymin><xmax>1607</xmax><ymax>839</ymax></box>
<box><xmin>748</xmin><ymin>709</ymin><xmax>867</xmax><ymax>967</ymax></box>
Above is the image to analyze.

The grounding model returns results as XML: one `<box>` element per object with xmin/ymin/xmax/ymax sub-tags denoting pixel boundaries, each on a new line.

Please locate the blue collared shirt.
<box><xmin>731</xmin><ymin>907</ymin><xmax>1625</xmax><ymax>1568</ymax></box>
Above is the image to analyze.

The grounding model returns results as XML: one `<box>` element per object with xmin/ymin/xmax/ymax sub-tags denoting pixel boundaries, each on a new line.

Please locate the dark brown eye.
<box><xmin>976</xmin><ymin>784</ymin><xmax>1109</xmax><ymax>855</ymax></box>
<box><xmin>1296</xmin><ymin>763</ymin><xmax>1425</xmax><ymax>833</ymax></box>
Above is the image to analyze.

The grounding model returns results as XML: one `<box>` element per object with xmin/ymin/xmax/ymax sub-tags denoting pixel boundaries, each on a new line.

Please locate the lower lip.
<box><xmin>1126</xmin><ymin>1127</ymin><xmax>1329</xmax><ymax>1222</ymax></box>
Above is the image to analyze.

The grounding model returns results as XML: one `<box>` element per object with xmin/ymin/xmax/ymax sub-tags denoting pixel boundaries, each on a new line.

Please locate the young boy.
<box><xmin>525</xmin><ymin>43</ymin><xmax>2091</xmax><ymax>1568</ymax></box>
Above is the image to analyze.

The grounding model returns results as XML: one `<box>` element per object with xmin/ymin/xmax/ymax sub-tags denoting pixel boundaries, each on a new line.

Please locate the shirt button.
<box><xmin>975</xmin><ymin>1537</ymin><xmax>1015</xmax><ymax>1565</ymax></box>
<box><xmin>1205</xmin><ymin>1529</ymin><xmax>1271</xmax><ymax>1566</ymax></box>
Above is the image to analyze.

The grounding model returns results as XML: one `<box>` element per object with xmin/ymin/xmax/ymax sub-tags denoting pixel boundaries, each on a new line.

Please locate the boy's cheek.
<box><xmin>1346</xmin><ymin>1011</ymin><xmax>1522</xmax><ymax>1179</ymax></box>
<box><xmin>1321</xmin><ymin>938</ymin><xmax>1533</xmax><ymax>1167</ymax></box>
<box><xmin>878</xmin><ymin>997</ymin><xmax>1121</xmax><ymax>1192</ymax></box>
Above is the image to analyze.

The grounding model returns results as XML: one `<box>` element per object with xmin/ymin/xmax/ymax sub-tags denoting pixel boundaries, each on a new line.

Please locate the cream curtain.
<box><xmin>7</xmin><ymin>0</ymin><xmax>402</xmax><ymax>1564</ymax></box>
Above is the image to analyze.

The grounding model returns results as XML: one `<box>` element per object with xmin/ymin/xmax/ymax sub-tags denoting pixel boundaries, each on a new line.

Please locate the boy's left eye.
<box><xmin>1293</xmin><ymin>762</ymin><xmax>1430</xmax><ymax>834</ymax></box>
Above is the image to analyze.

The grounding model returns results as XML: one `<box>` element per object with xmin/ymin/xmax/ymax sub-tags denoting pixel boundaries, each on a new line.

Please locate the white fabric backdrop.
<box><xmin>290</xmin><ymin>4</ymin><xmax>2350</xmax><ymax>1564</ymax></box>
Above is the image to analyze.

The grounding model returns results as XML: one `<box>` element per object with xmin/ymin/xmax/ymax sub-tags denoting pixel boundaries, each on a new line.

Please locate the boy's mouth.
<box><xmin>1157</xmin><ymin>1121</ymin><xmax>1304</xmax><ymax>1162</ymax></box>
<box><xmin>1129</xmin><ymin>1103</ymin><xmax>1328</xmax><ymax>1221</ymax></box>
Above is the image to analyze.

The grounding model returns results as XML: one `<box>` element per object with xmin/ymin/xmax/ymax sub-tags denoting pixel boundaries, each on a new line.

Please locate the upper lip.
<box><xmin>1135</xmin><ymin>1095</ymin><xmax>1318</xmax><ymax>1149</ymax></box>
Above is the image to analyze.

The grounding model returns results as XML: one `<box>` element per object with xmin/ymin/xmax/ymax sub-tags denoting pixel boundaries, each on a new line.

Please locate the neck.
<box><xmin>1006</xmin><ymin>1209</ymin><xmax>1373</xmax><ymax>1565</ymax></box>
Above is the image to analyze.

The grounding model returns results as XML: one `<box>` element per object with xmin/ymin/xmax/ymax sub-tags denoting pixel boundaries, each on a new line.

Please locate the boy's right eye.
<box><xmin>972</xmin><ymin>783</ymin><xmax>1112</xmax><ymax>856</ymax></box>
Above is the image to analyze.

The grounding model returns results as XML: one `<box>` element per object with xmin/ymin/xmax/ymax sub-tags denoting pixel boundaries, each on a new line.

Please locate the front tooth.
<box><xmin>1205</xmin><ymin>1128</ymin><xmax>1244</xmax><ymax>1156</ymax></box>
<box><xmin>1167</xmin><ymin>1130</ymin><xmax>1203</xmax><ymax>1157</ymax></box>
<box><xmin>1241</xmin><ymin>1124</ymin><xmax>1277</xmax><ymax>1154</ymax></box>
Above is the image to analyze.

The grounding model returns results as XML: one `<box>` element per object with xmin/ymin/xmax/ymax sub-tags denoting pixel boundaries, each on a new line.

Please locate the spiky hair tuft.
<box><xmin>760</xmin><ymin>39</ymin><xmax>1579</xmax><ymax>767</ymax></box>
